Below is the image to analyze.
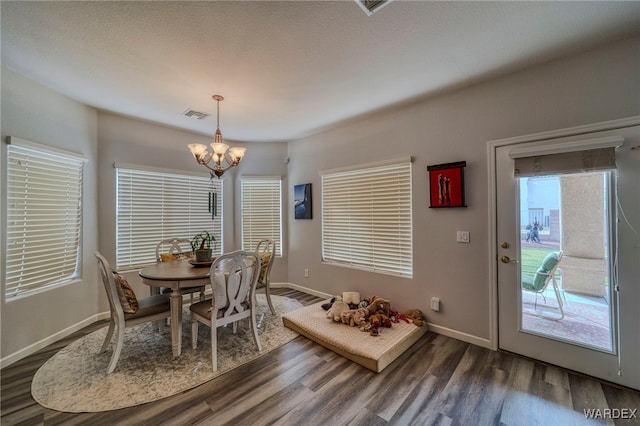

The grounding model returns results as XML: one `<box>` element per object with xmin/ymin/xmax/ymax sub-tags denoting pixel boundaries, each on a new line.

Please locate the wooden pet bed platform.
<box><xmin>282</xmin><ymin>301</ymin><xmax>428</xmax><ymax>372</ymax></box>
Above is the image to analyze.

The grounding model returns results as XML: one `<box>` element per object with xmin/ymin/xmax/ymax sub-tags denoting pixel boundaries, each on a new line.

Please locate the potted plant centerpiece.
<box><xmin>191</xmin><ymin>231</ymin><xmax>216</xmax><ymax>262</ymax></box>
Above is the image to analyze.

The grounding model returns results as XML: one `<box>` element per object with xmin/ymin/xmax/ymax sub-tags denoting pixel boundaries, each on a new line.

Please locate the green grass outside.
<box><xmin>522</xmin><ymin>246</ymin><xmax>610</xmax><ymax>285</ymax></box>
<box><xmin>521</xmin><ymin>247</ymin><xmax>557</xmax><ymax>276</ymax></box>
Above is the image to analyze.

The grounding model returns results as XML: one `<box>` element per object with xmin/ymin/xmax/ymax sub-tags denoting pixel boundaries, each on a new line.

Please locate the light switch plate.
<box><xmin>430</xmin><ymin>297</ymin><xmax>440</xmax><ymax>312</ymax></box>
<box><xmin>456</xmin><ymin>231</ymin><xmax>470</xmax><ymax>243</ymax></box>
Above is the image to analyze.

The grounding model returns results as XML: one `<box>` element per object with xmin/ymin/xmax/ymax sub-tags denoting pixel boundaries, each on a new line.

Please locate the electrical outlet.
<box><xmin>456</xmin><ymin>231</ymin><xmax>470</xmax><ymax>243</ymax></box>
<box><xmin>430</xmin><ymin>297</ymin><xmax>440</xmax><ymax>312</ymax></box>
<box><xmin>304</xmin><ymin>268</ymin><xmax>309</xmax><ymax>278</ymax></box>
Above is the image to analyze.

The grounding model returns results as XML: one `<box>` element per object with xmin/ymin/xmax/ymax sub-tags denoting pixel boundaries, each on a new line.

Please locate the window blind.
<box><xmin>510</xmin><ymin>135</ymin><xmax>622</xmax><ymax>177</ymax></box>
<box><xmin>513</xmin><ymin>148</ymin><xmax>616</xmax><ymax>177</ymax></box>
<box><xmin>116</xmin><ymin>167</ymin><xmax>222</xmax><ymax>268</ymax></box>
<box><xmin>5</xmin><ymin>143</ymin><xmax>84</xmax><ymax>298</ymax></box>
<box><xmin>322</xmin><ymin>160</ymin><xmax>413</xmax><ymax>277</ymax></box>
<box><xmin>241</xmin><ymin>177</ymin><xmax>282</xmax><ymax>256</ymax></box>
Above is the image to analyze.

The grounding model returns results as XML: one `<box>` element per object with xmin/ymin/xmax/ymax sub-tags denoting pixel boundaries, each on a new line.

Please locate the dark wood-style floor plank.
<box><xmin>2</xmin><ymin>288</ymin><xmax>639</xmax><ymax>426</ymax></box>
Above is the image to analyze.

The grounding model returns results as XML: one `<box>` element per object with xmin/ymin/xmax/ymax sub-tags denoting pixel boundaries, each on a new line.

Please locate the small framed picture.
<box><xmin>294</xmin><ymin>183</ymin><xmax>312</xmax><ymax>219</ymax></box>
<box><xmin>427</xmin><ymin>161</ymin><xmax>467</xmax><ymax>208</ymax></box>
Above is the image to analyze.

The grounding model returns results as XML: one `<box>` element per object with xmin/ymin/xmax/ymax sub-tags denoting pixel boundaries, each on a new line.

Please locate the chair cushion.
<box><xmin>190</xmin><ymin>300</ymin><xmax>213</xmax><ymax>319</ymax></box>
<box><xmin>258</xmin><ymin>252</ymin><xmax>272</xmax><ymax>283</ymax></box>
<box><xmin>521</xmin><ymin>274</ymin><xmax>536</xmax><ymax>291</ymax></box>
<box><xmin>190</xmin><ymin>299</ymin><xmax>250</xmax><ymax>320</ymax></box>
<box><xmin>125</xmin><ymin>294</ymin><xmax>170</xmax><ymax>319</ymax></box>
<box><xmin>159</xmin><ymin>252</ymin><xmax>193</xmax><ymax>262</ymax></box>
<box><xmin>113</xmin><ymin>272</ymin><xmax>139</xmax><ymax>313</ymax></box>
<box><xmin>529</xmin><ymin>252</ymin><xmax>559</xmax><ymax>291</ymax></box>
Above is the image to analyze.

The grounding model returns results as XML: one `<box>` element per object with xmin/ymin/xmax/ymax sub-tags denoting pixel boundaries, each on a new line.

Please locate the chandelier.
<box><xmin>188</xmin><ymin>95</ymin><xmax>246</xmax><ymax>178</ymax></box>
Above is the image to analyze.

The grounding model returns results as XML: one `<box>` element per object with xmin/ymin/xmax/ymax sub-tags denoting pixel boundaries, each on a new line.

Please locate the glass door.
<box><xmin>495</xmin><ymin>126</ymin><xmax>640</xmax><ymax>390</ymax></box>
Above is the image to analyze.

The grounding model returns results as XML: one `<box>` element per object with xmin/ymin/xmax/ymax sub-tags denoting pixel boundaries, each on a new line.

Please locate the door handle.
<box><xmin>501</xmin><ymin>255</ymin><xmax>519</xmax><ymax>264</ymax></box>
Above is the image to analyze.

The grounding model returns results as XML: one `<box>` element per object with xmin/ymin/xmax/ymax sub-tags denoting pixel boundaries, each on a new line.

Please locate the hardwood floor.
<box><xmin>2</xmin><ymin>288</ymin><xmax>639</xmax><ymax>425</ymax></box>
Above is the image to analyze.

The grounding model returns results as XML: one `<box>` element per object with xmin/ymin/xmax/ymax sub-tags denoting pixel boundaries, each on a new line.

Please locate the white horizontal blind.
<box><xmin>116</xmin><ymin>167</ymin><xmax>222</xmax><ymax>268</ymax></box>
<box><xmin>241</xmin><ymin>178</ymin><xmax>282</xmax><ymax>256</ymax></box>
<box><xmin>322</xmin><ymin>161</ymin><xmax>413</xmax><ymax>277</ymax></box>
<box><xmin>5</xmin><ymin>144</ymin><xmax>83</xmax><ymax>298</ymax></box>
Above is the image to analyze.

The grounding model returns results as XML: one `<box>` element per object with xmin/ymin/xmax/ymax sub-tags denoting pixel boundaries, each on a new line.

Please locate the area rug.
<box><xmin>283</xmin><ymin>301</ymin><xmax>428</xmax><ymax>372</ymax></box>
<box><xmin>31</xmin><ymin>294</ymin><xmax>301</xmax><ymax>413</ymax></box>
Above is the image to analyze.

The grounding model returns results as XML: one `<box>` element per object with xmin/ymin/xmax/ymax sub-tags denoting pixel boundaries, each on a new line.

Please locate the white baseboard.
<box><xmin>273</xmin><ymin>282</ymin><xmax>493</xmax><ymax>349</ymax></box>
<box><xmin>270</xmin><ymin>282</ymin><xmax>333</xmax><ymax>300</ymax></box>
<box><xmin>0</xmin><ymin>311</ymin><xmax>111</xmax><ymax>369</ymax></box>
<box><xmin>424</xmin><ymin>323</ymin><xmax>492</xmax><ymax>349</ymax></box>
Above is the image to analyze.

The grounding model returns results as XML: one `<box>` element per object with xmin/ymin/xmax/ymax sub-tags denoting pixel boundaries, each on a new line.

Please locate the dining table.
<box><xmin>139</xmin><ymin>258</ymin><xmax>212</xmax><ymax>357</ymax></box>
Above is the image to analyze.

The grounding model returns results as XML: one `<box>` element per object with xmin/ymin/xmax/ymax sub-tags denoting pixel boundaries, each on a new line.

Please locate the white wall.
<box><xmin>96</xmin><ymin>112</ymin><xmax>289</xmax><ymax>296</ymax></box>
<box><xmin>287</xmin><ymin>36</ymin><xmax>640</xmax><ymax>343</ymax></box>
<box><xmin>1</xmin><ymin>67</ymin><xmax>99</xmax><ymax>364</ymax></box>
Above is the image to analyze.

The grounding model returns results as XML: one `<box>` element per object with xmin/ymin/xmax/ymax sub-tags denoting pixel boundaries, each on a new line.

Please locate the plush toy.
<box><xmin>340</xmin><ymin>309</ymin><xmax>359</xmax><ymax>326</ymax></box>
<box><xmin>353</xmin><ymin>308</ymin><xmax>369</xmax><ymax>328</ymax></box>
<box><xmin>369</xmin><ymin>313</ymin><xmax>392</xmax><ymax>328</ymax></box>
<box><xmin>359</xmin><ymin>321</ymin><xmax>373</xmax><ymax>332</ymax></box>
<box><xmin>389</xmin><ymin>309</ymin><xmax>411</xmax><ymax>324</ymax></box>
<box><xmin>342</xmin><ymin>291</ymin><xmax>361</xmax><ymax>305</ymax></box>
<box><xmin>321</xmin><ymin>295</ymin><xmax>341</xmax><ymax>311</ymax></box>
<box><xmin>366</xmin><ymin>295</ymin><xmax>391</xmax><ymax>317</ymax></box>
<box><xmin>326</xmin><ymin>299</ymin><xmax>350</xmax><ymax>322</ymax></box>
<box><xmin>404</xmin><ymin>309</ymin><xmax>426</xmax><ymax>326</ymax></box>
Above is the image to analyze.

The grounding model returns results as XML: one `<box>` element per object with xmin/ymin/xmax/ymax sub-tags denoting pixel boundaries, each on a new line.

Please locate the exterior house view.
<box><xmin>1</xmin><ymin>1</ymin><xmax>639</xmax><ymax>424</ymax></box>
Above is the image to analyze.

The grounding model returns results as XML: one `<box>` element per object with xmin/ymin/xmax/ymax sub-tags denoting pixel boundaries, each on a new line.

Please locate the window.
<box><xmin>5</xmin><ymin>138</ymin><xmax>85</xmax><ymax>299</ymax></box>
<box><xmin>322</xmin><ymin>158</ymin><xmax>412</xmax><ymax>277</ymax></box>
<box><xmin>116</xmin><ymin>165</ymin><xmax>222</xmax><ymax>268</ymax></box>
<box><xmin>241</xmin><ymin>177</ymin><xmax>282</xmax><ymax>256</ymax></box>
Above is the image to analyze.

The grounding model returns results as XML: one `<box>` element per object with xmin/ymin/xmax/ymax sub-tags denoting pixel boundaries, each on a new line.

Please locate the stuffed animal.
<box><xmin>342</xmin><ymin>291</ymin><xmax>361</xmax><ymax>305</ymax></box>
<box><xmin>359</xmin><ymin>321</ymin><xmax>373</xmax><ymax>332</ymax></box>
<box><xmin>369</xmin><ymin>313</ymin><xmax>392</xmax><ymax>328</ymax></box>
<box><xmin>404</xmin><ymin>309</ymin><xmax>426</xmax><ymax>326</ymax></box>
<box><xmin>389</xmin><ymin>309</ymin><xmax>411</xmax><ymax>324</ymax></box>
<box><xmin>326</xmin><ymin>299</ymin><xmax>350</xmax><ymax>322</ymax></box>
<box><xmin>321</xmin><ymin>295</ymin><xmax>341</xmax><ymax>311</ymax></box>
<box><xmin>366</xmin><ymin>295</ymin><xmax>391</xmax><ymax>317</ymax></box>
<box><xmin>353</xmin><ymin>308</ymin><xmax>369</xmax><ymax>328</ymax></box>
<box><xmin>340</xmin><ymin>309</ymin><xmax>358</xmax><ymax>326</ymax></box>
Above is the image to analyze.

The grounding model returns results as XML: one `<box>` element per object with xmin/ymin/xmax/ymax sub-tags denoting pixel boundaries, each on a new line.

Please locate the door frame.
<box><xmin>486</xmin><ymin>115</ymin><xmax>640</xmax><ymax>351</ymax></box>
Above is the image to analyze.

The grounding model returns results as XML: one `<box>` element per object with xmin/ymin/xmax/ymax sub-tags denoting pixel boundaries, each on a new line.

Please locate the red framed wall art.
<box><xmin>427</xmin><ymin>161</ymin><xmax>467</xmax><ymax>208</ymax></box>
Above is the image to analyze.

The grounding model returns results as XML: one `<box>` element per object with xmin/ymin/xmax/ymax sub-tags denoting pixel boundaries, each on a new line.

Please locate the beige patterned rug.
<box><xmin>31</xmin><ymin>295</ymin><xmax>302</xmax><ymax>413</ymax></box>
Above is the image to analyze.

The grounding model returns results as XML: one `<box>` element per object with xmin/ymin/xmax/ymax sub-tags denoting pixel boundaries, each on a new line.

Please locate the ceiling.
<box><xmin>2</xmin><ymin>1</ymin><xmax>640</xmax><ymax>143</ymax></box>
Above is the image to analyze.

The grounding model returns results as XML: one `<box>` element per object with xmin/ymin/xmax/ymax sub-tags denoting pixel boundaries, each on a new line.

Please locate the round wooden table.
<box><xmin>139</xmin><ymin>259</ymin><xmax>211</xmax><ymax>357</ymax></box>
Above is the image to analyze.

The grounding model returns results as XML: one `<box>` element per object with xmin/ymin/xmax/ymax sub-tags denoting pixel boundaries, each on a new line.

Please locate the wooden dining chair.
<box><xmin>189</xmin><ymin>250</ymin><xmax>262</xmax><ymax>371</ymax></box>
<box><xmin>95</xmin><ymin>252</ymin><xmax>171</xmax><ymax>374</ymax></box>
<box><xmin>154</xmin><ymin>237</ymin><xmax>193</xmax><ymax>262</ymax></box>
<box><xmin>155</xmin><ymin>237</ymin><xmax>205</xmax><ymax>303</ymax></box>
<box><xmin>255</xmin><ymin>239</ymin><xmax>276</xmax><ymax>315</ymax></box>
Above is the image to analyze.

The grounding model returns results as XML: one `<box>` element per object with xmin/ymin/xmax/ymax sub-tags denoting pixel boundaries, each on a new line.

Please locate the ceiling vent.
<box><xmin>182</xmin><ymin>109</ymin><xmax>209</xmax><ymax>120</ymax></box>
<box><xmin>355</xmin><ymin>0</ymin><xmax>393</xmax><ymax>15</ymax></box>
